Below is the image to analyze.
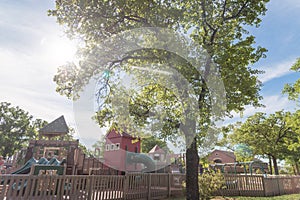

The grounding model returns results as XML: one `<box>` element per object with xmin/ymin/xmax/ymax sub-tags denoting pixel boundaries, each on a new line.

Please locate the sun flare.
<box><xmin>41</xmin><ymin>35</ymin><xmax>78</xmax><ymax>65</ymax></box>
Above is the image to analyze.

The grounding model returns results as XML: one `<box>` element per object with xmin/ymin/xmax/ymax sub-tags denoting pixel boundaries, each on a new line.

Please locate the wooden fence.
<box><xmin>215</xmin><ymin>174</ymin><xmax>300</xmax><ymax>197</ymax></box>
<box><xmin>0</xmin><ymin>173</ymin><xmax>185</xmax><ymax>199</ymax></box>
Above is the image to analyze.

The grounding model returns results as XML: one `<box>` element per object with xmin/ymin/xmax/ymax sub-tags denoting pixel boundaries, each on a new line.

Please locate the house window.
<box><xmin>125</xmin><ymin>145</ymin><xmax>128</xmax><ymax>151</ymax></box>
<box><xmin>105</xmin><ymin>144</ymin><xmax>110</xmax><ymax>151</ymax></box>
<box><xmin>135</xmin><ymin>146</ymin><xmax>138</xmax><ymax>153</ymax></box>
<box><xmin>115</xmin><ymin>143</ymin><xmax>120</xmax><ymax>150</ymax></box>
<box><xmin>110</xmin><ymin>144</ymin><xmax>115</xmax><ymax>151</ymax></box>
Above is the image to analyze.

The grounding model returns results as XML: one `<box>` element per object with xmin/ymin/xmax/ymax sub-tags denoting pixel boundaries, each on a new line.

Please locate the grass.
<box><xmin>231</xmin><ymin>194</ymin><xmax>300</xmax><ymax>200</ymax></box>
<box><xmin>165</xmin><ymin>194</ymin><xmax>300</xmax><ymax>200</ymax></box>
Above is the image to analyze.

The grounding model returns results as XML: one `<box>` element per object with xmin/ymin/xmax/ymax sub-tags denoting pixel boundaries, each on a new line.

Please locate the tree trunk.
<box><xmin>294</xmin><ymin>160</ymin><xmax>300</xmax><ymax>175</ymax></box>
<box><xmin>186</xmin><ymin>137</ymin><xmax>199</xmax><ymax>200</ymax></box>
<box><xmin>272</xmin><ymin>156</ymin><xmax>279</xmax><ymax>175</ymax></box>
<box><xmin>268</xmin><ymin>155</ymin><xmax>273</xmax><ymax>175</ymax></box>
<box><xmin>292</xmin><ymin>164</ymin><xmax>296</xmax><ymax>175</ymax></box>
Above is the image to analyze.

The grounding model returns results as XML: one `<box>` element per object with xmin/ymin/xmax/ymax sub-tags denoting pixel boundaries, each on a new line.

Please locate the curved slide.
<box><xmin>126</xmin><ymin>152</ymin><xmax>155</xmax><ymax>172</ymax></box>
<box><xmin>11</xmin><ymin>157</ymin><xmax>63</xmax><ymax>174</ymax></box>
<box><xmin>11</xmin><ymin>157</ymin><xmax>37</xmax><ymax>174</ymax></box>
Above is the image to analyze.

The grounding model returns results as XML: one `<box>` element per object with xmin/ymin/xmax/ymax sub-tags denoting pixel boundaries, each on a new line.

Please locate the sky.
<box><xmin>0</xmin><ymin>0</ymin><xmax>299</xmax><ymax>151</ymax></box>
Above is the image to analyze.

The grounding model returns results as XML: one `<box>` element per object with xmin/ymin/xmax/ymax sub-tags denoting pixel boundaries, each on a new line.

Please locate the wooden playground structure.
<box><xmin>0</xmin><ymin>116</ymin><xmax>185</xmax><ymax>199</ymax></box>
<box><xmin>20</xmin><ymin>116</ymin><xmax>120</xmax><ymax>176</ymax></box>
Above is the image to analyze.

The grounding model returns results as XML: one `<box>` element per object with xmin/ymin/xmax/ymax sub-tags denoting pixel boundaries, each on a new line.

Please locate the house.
<box><xmin>207</xmin><ymin>150</ymin><xmax>236</xmax><ymax>164</ymax></box>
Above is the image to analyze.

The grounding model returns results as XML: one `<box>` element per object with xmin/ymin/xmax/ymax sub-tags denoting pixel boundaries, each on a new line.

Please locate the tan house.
<box><xmin>208</xmin><ymin>150</ymin><xmax>236</xmax><ymax>164</ymax></box>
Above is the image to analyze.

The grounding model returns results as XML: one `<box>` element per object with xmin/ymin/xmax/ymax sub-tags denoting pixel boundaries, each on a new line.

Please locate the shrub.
<box><xmin>181</xmin><ymin>170</ymin><xmax>225</xmax><ymax>199</ymax></box>
<box><xmin>198</xmin><ymin>170</ymin><xmax>226</xmax><ymax>200</ymax></box>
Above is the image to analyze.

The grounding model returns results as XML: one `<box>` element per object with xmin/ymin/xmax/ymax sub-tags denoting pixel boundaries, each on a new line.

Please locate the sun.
<box><xmin>41</xmin><ymin>35</ymin><xmax>78</xmax><ymax>65</ymax></box>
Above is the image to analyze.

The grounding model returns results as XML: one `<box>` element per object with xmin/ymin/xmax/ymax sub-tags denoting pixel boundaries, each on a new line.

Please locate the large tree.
<box><xmin>285</xmin><ymin>110</ymin><xmax>300</xmax><ymax>175</ymax></box>
<box><xmin>229</xmin><ymin>111</ymin><xmax>297</xmax><ymax>175</ymax></box>
<box><xmin>0</xmin><ymin>102</ymin><xmax>46</xmax><ymax>157</ymax></box>
<box><xmin>49</xmin><ymin>1</ymin><xmax>269</xmax><ymax>199</ymax></box>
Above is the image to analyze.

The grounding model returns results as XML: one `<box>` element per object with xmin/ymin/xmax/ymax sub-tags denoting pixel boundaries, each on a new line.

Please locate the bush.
<box><xmin>198</xmin><ymin>170</ymin><xmax>226</xmax><ymax>200</ymax></box>
<box><xmin>181</xmin><ymin>170</ymin><xmax>225</xmax><ymax>199</ymax></box>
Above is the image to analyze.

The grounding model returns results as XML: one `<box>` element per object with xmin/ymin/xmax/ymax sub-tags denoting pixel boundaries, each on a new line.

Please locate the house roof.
<box><xmin>210</xmin><ymin>149</ymin><xmax>236</xmax><ymax>160</ymax></box>
<box><xmin>39</xmin><ymin>115</ymin><xmax>69</xmax><ymax>137</ymax></box>
<box><xmin>149</xmin><ymin>145</ymin><xmax>165</xmax><ymax>154</ymax></box>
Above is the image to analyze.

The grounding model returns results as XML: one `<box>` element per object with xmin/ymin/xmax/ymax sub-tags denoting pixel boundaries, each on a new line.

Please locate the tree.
<box><xmin>0</xmin><ymin>102</ymin><xmax>43</xmax><ymax>157</ymax></box>
<box><xmin>92</xmin><ymin>135</ymin><xmax>106</xmax><ymax>158</ymax></box>
<box><xmin>234</xmin><ymin>143</ymin><xmax>254</xmax><ymax>162</ymax></box>
<box><xmin>141</xmin><ymin>135</ymin><xmax>169</xmax><ymax>153</ymax></box>
<box><xmin>283</xmin><ymin>58</ymin><xmax>300</xmax><ymax>101</ymax></box>
<box><xmin>229</xmin><ymin>111</ymin><xmax>296</xmax><ymax>175</ymax></box>
<box><xmin>284</xmin><ymin>110</ymin><xmax>300</xmax><ymax>175</ymax></box>
<box><xmin>49</xmin><ymin>1</ymin><xmax>269</xmax><ymax>199</ymax></box>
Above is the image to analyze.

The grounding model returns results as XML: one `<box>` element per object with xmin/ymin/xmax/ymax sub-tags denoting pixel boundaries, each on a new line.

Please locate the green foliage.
<box><xmin>198</xmin><ymin>171</ymin><xmax>225</xmax><ymax>200</ymax></box>
<box><xmin>182</xmin><ymin>170</ymin><xmax>225</xmax><ymax>199</ymax></box>
<box><xmin>49</xmin><ymin>1</ymin><xmax>269</xmax><ymax>199</ymax></box>
<box><xmin>228</xmin><ymin>111</ymin><xmax>300</xmax><ymax>175</ymax></box>
<box><xmin>92</xmin><ymin>135</ymin><xmax>106</xmax><ymax>158</ymax></box>
<box><xmin>141</xmin><ymin>135</ymin><xmax>170</xmax><ymax>153</ymax></box>
<box><xmin>0</xmin><ymin>102</ymin><xmax>46</xmax><ymax>157</ymax></box>
<box><xmin>234</xmin><ymin>144</ymin><xmax>254</xmax><ymax>162</ymax></box>
<box><xmin>283</xmin><ymin>58</ymin><xmax>300</xmax><ymax>101</ymax></box>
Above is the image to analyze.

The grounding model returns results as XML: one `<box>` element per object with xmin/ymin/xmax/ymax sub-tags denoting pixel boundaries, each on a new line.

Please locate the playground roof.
<box><xmin>106</xmin><ymin>129</ymin><xmax>139</xmax><ymax>139</ymax></box>
<box><xmin>39</xmin><ymin>115</ymin><xmax>69</xmax><ymax>137</ymax></box>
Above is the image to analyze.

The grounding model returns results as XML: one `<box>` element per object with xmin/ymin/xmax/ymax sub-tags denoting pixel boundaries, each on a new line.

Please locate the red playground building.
<box><xmin>104</xmin><ymin>129</ymin><xmax>155</xmax><ymax>173</ymax></box>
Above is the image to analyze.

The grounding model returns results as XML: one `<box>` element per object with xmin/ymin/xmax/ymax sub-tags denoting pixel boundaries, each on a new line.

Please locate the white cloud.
<box><xmin>258</xmin><ymin>59</ymin><xmax>295</xmax><ymax>83</ymax></box>
<box><xmin>225</xmin><ymin>95</ymin><xmax>297</xmax><ymax>125</ymax></box>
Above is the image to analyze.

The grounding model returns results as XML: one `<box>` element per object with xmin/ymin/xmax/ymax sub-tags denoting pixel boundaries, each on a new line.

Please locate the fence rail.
<box><xmin>215</xmin><ymin>174</ymin><xmax>300</xmax><ymax>197</ymax></box>
<box><xmin>0</xmin><ymin>173</ymin><xmax>185</xmax><ymax>199</ymax></box>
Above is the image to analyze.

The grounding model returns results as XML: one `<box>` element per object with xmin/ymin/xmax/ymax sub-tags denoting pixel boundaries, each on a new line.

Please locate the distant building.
<box><xmin>208</xmin><ymin>149</ymin><xmax>236</xmax><ymax>164</ymax></box>
<box><xmin>148</xmin><ymin>145</ymin><xmax>166</xmax><ymax>162</ymax></box>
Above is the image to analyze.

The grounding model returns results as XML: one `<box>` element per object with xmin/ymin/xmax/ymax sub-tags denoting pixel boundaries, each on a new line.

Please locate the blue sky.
<box><xmin>0</xmin><ymin>1</ymin><xmax>299</xmax><ymax>150</ymax></box>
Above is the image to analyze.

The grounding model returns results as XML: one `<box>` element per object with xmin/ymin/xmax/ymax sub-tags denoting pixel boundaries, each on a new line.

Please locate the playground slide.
<box><xmin>126</xmin><ymin>152</ymin><xmax>155</xmax><ymax>172</ymax></box>
<box><xmin>11</xmin><ymin>157</ymin><xmax>37</xmax><ymax>174</ymax></box>
<box><xmin>11</xmin><ymin>157</ymin><xmax>62</xmax><ymax>174</ymax></box>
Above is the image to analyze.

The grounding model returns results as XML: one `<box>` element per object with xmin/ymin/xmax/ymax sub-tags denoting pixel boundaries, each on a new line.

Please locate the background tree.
<box><xmin>28</xmin><ymin>118</ymin><xmax>48</xmax><ymax>139</ymax></box>
<box><xmin>229</xmin><ymin>111</ymin><xmax>295</xmax><ymax>175</ymax></box>
<box><xmin>283</xmin><ymin>58</ymin><xmax>300</xmax><ymax>101</ymax></box>
<box><xmin>0</xmin><ymin>102</ymin><xmax>42</xmax><ymax>157</ymax></box>
<box><xmin>234</xmin><ymin>143</ymin><xmax>255</xmax><ymax>162</ymax></box>
<box><xmin>92</xmin><ymin>135</ymin><xmax>106</xmax><ymax>158</ymax></box>
<box><xmin>141</xmin><ymin>135</ymin><xmax>170</xmax><ymax>153</ymax></box>
<box><xmin>49</xmin><ymin>1</ymin><xmax>269</xmax><ymax>199</ymax></box>
<box><xmin>285</xmin><ymin>110</ymin><xmax>300</xmax><ymax>175</ymax></box>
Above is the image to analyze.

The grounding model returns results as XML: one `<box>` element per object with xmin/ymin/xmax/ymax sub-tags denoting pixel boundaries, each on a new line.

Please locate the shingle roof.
<box><xmin>211</xmin><ymin>149</ymin><xmax>236</xmax><ymax>159</ymax></box>
<box><xmin>39</xmin><ymin>115</ymin><xmax>69</xmax><ymax>136</ymax></box>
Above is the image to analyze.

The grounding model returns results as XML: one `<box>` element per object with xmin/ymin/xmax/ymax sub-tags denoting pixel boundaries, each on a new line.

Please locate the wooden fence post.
<box><xmin>123</xmin><ymin>174</ymin><xmax>129</xmax><ymax>200</ymax></box>
<box><xmin>87</xmin><ymin>175</ymin><xmax>94</xmax><ymax>200</ymax></box>
<box><xmin>262</xmin><ymin>176</ymin><xmax>266</xmax><ymax>196</ymax></box>
<box><xmin>276</xmin><ymin>177</ymin><xmax>281</xmax><ymax>195</ymax></box>
<box><xmin>147</xmin><ymin>174</ymin><xmax>152</xmax><ymax>200</ymax></box>
<box><xmin>167</xmin><ymin>173</ymin><xmax>171</xmax><ymax>198</ymax></box>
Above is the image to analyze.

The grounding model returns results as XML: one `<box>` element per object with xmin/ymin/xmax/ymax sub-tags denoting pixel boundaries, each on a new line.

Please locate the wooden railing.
<box><xmin>264</xmin><ymin>175</ymin><xmax>300</xmax><ymax>196</ymax></box>
<box><xmin>0</xmin><ymin>173</ymin><xmax>185</xmax><ymax>199</ymax></box>
<box><xmin>215</xmin><ymin>174</ymin><xmax>300</xmax><ymax>197</ymax></box>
